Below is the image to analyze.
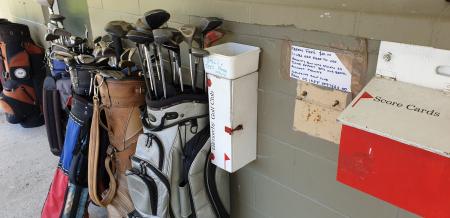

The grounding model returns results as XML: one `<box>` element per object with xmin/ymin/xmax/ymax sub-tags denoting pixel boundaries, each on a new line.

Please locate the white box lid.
<box><xmin>338</xmin><ymin>77</ymin><xmax>450</xmax><ymax>158</ymax></box>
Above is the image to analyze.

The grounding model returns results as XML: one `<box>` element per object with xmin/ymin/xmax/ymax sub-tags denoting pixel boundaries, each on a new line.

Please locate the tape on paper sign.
<box><xmin>290</xmin><ymin>45</ymin><xmax>352</xmax><ymax>92</ymax></box>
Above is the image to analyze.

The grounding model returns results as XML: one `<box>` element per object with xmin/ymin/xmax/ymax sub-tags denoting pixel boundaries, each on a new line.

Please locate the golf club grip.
<box><xmin>111</xmin><ymin>35</ymin><xmax>123</xmax><ymax>60</ymax></box>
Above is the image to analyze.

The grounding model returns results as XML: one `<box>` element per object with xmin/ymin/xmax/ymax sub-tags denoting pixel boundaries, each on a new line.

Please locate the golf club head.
<box><xmin>69</xmin><ymin>36</ymin><xmax>84</xmax><ymax>47</ymax></box>
<box><xmin>102</xmin><ymin>47</ymin><xmax>116</xmax><ymax>58</ymax></box>
<box><xmin>93</xmin><ymin>36</ymin><xmax>102</xmax><ymax>45</ymax></box>
<box><xmin>98</xmin><ymin>70</ymin><xmax>126</xmax><ymax>80</ymax></box>
<box><xmin>120</xmin><ymin>48</ymin><xmax>136</xmax><ymax>61</ymax></box>
<box><xmin>101</xmin><ymin>35</ymin><xmax>113</xmax><ymax>43</ymax></box>
<box><xmin>52</xmin><ymin>28</ymin><xmax>72</xmax><ymax>37</ymax></box>
<box><xmin>119</xmin><ymin>60</ymin><xmax>136</xmax><ymax>69</ymax></box>
<box><xmin>142</xmin><ymin>9</ymin><xmax>170</xmax><ymax>30</ymax></box>
<box><xmin>199</xmin><ymin>17</ymin><xmax>223</xmax><ymax>35</ymax></box>
<box><xmin>49</xmin><ymin>14</ymin><xmax>65</xmax><ymax>23</ymax></box>
<box><xmin>167</xmin><ymin>27</ymin><xmax>183</xmax><ymax>44</ymax></box>
<box><xmin>191</xmin><ymin>48</ymin><xmax>209</xmax><ymax>58</ymax></box>
<box><xmin>51</xmin><ymin>43</ymin><xmax>70</xmax><ymax>52</ymax></box>
<box><xmin>45</xmin><ymin>33</ymin><xmax>60</xmax><ymax>41</ymax></box>
<box><xmin>178</xmin><ymin>24</ymin><xmax>196</xmax><ymax>47</ymax></box>
<box><xmin>204</xmin><ymin>30</ymin><xmax>224</xmax><ymax>48</ymax></box>
<box><xmin>135</xmin><ymin>18</ymin><xmax>152</xmax><ymax>32</ymax></box>
<box><xmin>75</xmin><ymin>54</ymin><xmax>95</xmax><ymax>64</ymax></box>
<box><xmin>50</xmin><ymin>50</ymin><xmax>75</xmax><ymax>61</ymax></box>
<box><xmin>96</xmin><ymin>57</ymin><xmax>109</xmax><ymax>65</ymax></box>
<box><xmin>162</xmin><ymin>41</ymin><xmax>180</xmax><ymax>53</ymax></box>
<box><xmin>152</xmin><ymin>28</ymin><xmax>173</xmax><ymax>44</ymax></box>
<box><xmin>64</xmin><ymin>57</ymin><xmax>76</xmax><ymax>67</ymax></box>
<box><xmin>126</xmin><ymin>30</ymin><xmax>154</xmax><ymax>45</ymax></box>
<box><xmin>104</xmin><ymin>21</ymin><xmax>134</xmax><ymax>38</ymax></box>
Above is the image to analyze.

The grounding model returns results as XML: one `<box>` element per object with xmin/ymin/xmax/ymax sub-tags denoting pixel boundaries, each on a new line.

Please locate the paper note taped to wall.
<box><xmin>290</xmin><ymin>46</ymin><xmax>351</xmax><ymax>92</ymax></box>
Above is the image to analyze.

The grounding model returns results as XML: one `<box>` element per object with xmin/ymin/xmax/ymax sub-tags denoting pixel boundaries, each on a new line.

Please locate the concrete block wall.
<box><xmin>83</xmin><ymin>1</ymin><xmax>445</xmax><ymax>217</ymax></box>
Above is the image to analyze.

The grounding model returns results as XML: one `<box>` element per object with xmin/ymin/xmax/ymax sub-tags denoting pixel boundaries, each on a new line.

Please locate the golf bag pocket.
<box><xmin>126</xmin><ymin>168</ymin><xmax>158</xmax><ymax>216</ymax></box>
<box><xmin>68</xmin><ymin>95</ymin><xmax>93</xmax><ymax>187</ymax></box>
<box><xmin>0</xmin><ymin>83</ymin><xmax>41</xmax><ymax>124</ymax></box>
<box><xmin>51</xmin><ymin>59</ymin><xmax>67</xmax><ymax>78</ymax></box>
<box><xmin>130</xmin><ymin>155</ymin><xmax>172</xmax><ymax>217</ymax></box>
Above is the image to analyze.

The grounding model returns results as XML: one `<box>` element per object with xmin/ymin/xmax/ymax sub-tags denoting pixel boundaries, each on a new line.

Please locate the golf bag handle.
<box><xmin>140</xmin><ymin>108</ymin><xmax>208</xmax><ymax>132</ymax></box>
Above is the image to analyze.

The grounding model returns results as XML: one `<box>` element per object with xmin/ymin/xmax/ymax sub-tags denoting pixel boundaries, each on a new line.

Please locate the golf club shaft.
<box><xmin>152</xmin><ymin>45</ymin><xmax>161</xmax><ymax>80</ymax></box>
<box><xmin>175</xmin><ymin>53</ymin><xmax>183</xmax><ymax>92</ymax></box>
<box><xmin>169</xmin><ymin>51</ymin><xmax>176</xmax><ymax>85</ymax></box>
<box><xmin>188</xmin><ymin>51</ymin><xmax>195</xmax><ymax>93</ymax></box>
<box><xmin>144</xmin><ymin>45</ymin><xmax>158</xmax><ymax>98</ymax></box>
<box><xmin>157</xmin><ymin>45</ymin><xmax>167</xmax><ymax>98</ymax></box>
<box><xmin>137</xmin><ymin>44</ymin><xmax>153</xmax><ymax>93</ymax></box>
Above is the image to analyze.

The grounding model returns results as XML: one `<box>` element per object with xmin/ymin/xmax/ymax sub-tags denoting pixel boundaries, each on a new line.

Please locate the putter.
<box><xmin>191</xmin><ymin>48</ymin><xmax>209</xmax><ymax>92</ymax></box>
<box><xmin>179</xmin><ymin>24</ymin><xmax>196</xmax><ymax>92</ymax></box>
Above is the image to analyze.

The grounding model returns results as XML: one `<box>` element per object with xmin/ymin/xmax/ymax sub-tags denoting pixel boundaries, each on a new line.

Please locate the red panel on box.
<box><xmin>337</xmin><ymin>125</ymin><xmax>450</xmax><ymax>217</ymax></box>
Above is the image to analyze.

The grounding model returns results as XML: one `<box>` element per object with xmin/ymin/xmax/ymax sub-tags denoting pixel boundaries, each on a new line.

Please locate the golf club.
<box><xmin>153</xmin><ymin>28</ymin><xmax>175</xmax><ymax>98</ymax></box>
<box><xmin>191</xmin><ymin>48</ymin><xmax>209</xmax><ymax>92</ymax></box>
<box><xmin>104</xmin><ymin>20</ymin><xmax>134</xmax><ymax>61</ymax></box>
<box><xmin>126</xmin><ymin>29</ymin><xmax>158</xmax><ymax>98</ymax></box>
<box><xmin>178</xmin><ymin>24</ymin><xmax>196</xmax><ymax>92</ymax></box>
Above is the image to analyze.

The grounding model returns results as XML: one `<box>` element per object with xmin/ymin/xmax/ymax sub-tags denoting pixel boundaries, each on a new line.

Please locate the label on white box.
<box><xmin>290</xmin><ymin>45</ymin><xmax>352</xmax><ymax>92</ymax></box>
<box><xmin>208</xmin><ymin>74</ymin><xmax>233</xmax><ymax>171</ymax></box>
<box><xmin>207</xmin><ymin>72</ymin><xmax>258</xmax><ymax>172</ymax></box>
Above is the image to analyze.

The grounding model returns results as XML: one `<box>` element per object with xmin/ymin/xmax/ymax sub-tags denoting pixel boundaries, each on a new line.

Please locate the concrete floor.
<box><xmin>0</xmin><ymin>112</ymin><xmax>58</xmax><ymax>217</ymax></box>
<box><xmin>0</xmin><ymin>111</ymin><xmax>109</xmax><ymax>218</ymax></box>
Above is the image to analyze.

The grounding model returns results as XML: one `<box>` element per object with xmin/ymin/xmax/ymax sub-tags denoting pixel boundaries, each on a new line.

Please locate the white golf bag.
<box><xmin>127</xmin><ymin>94</ymin><xmax>230</xmax><ymax>218</ymax></box>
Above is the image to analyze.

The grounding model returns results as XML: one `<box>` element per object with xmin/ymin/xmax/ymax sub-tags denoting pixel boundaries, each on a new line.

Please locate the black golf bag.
<box><xmin>0</xmin><ymin>20</ymin><xmax>46</xmax><ymax>127</ymax></box>
<box><xmin>127</xmin><ymin>94</ymin><xmax>230</xmax><ymax>218</ymax></box>
<box><xmin>42</xmin><ymin>60</ymin><xmax>97</xmax><ymax>217</ymax></box>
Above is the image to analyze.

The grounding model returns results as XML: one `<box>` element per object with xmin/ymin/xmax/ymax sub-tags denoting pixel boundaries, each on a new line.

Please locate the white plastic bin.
<box><xmin>203</xmin><ymin>42</ymin><xmax>261</xmax><ymax>79</ymax></box>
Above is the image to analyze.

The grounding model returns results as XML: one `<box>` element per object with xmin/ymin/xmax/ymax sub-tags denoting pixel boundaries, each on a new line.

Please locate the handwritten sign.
<box><xmin>290</xmin><ymin>45</ymin><xmax>351</xmax><ymax>92</ymax></box>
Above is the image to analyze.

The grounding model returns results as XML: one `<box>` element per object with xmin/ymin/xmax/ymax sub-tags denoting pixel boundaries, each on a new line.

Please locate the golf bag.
<box><xmin>127</xmin><ymin>94</ymin><xmax>230</xmax><ymax>218</ymax></box>
<box><xmin>0</xmin><ymin>21</ymin><xmax>46</xmax><ymax>127</ymax></box>
<box><xmin>88</xmin><ymin>74</ymin><xmax>146</xmax><ymax>217</ymax></box>
<box><xmin>42</xmin><ymin>94</ymin><xmax>93</xmax><ymax>218</ymax></box>
<box><xmin>43</xmin><ymin>69</ymin><xmax>72</xmax><ymax>156</ymax></box>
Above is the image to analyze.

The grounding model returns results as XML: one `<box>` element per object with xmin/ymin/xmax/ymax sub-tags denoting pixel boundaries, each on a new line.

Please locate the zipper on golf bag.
<box><xmin>130</xmin><ymin>156</ymin><xmax>174</xmax><ymax>217</ymax></box>
<box><xmin>179</xmin><ymin>124</ymin><xmax>209</xmax><ymax>218</ymax></box>
<box><xmin>126</xmin><ymin>168</ymin><xmax>158</xmax><ymax>216</ymax></box>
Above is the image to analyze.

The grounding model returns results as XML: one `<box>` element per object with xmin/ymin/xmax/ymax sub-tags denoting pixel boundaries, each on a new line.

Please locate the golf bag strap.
<box><xmin>141</xmin><ymin>108</ymin><xmax>208</xmax><ymax>132</ymax></box>
<box><xmin>88</xmin><ymin>80</ymin><xmax>117</xmax><ymax>207</ymax></box>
